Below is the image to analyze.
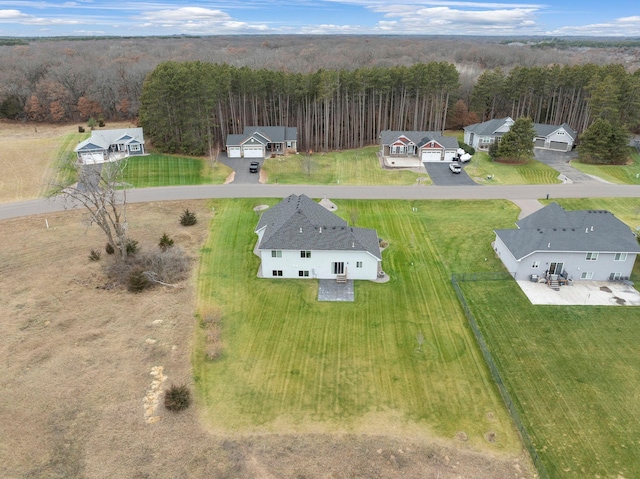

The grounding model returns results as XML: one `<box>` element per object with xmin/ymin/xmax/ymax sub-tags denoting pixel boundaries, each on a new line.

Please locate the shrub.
<box><xmin>88</xmin><ymin>249</ymin><xmax>101</xmax><ymax>261</ymax></box>
<box><xmin>125</xmin><ymin>238</ymin><xmax>139</xmax><ymax>255</ymax></box>
<box><xmin>488</xmin><ymin>142</ymin><xmax>499</xmax><ymax>160</ymax></box>
<box><xmin>127</xmin><ymin>268</ymin><xmax>149</xmax><ymax>293</ymax></box>
<box><xmin>98</xmin><ymin>118</ymin><xmax>105</xmax><ymax>127</ymax></box>
<box><xmin>78</xmin><ymin>126</ymin><xmax>85</xmax><ymax>133</ymax></box>
<box><xmin>105</xmin><ymin>242</ymin><xmax>115</xmax><ymax>255</ymax></box>
<box><xmin>180</xmin><ymin>209</ymin><xmax>197</xmax><ymax>226</ymax></box>
<box><xmin>158</xmin><ymin>233</ymin><xmax>174</xmax><ymax>251</ymax></box>
<box><xmin>105</xmin><ymin>247</ymin><xmax>191</xmax><ymax>290</ymax></box>
<box><xmin>459</xmin><ymin>142</ymin><xmax>476</xmax><ymax>156</ymax></box>
<box><xmin>164</xmin><ymin>384</ymin><xmax>191</xmax><ymax>412</ymax></box>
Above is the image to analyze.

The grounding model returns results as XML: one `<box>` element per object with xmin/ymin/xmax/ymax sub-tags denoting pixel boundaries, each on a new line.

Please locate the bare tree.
<box><xmin>49</xmin><ymin>155</ymin><xmax>131</xmax><ymax>260</ymax></box>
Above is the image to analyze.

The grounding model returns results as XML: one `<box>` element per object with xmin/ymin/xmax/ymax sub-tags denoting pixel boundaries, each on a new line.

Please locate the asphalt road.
<box><xmin>2</xmin><ymin>183</ymin><xmax>639</xmax><ymax>221</ymax></box>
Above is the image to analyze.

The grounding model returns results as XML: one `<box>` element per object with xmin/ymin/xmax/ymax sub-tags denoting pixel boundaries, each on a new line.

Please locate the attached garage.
<box><xmin>243</xmin><ymin>146</ymin><xmax>264</xmax><ymax>158</ymax></box>
<box><xmin>421</xmin><ymin>149</ymin><xmax>443</xmax><ymax>162</ymax></box>
<box><xmin>227</xmin><ymin>146</ymin><xmax>241</xmax><ymax>158</ymax></box>
<box><xmin>444</xmin><ymin>149</ymin><xmax>457</xmax><ymax>161</ymax></box>
<box><xmin>549</xmin><ymin>141</ymin><xmax>570</xmax><ymax>151</ymax></box>
<box><xmin>534</xmin><ymin>138</ymin><xmax>546</xmax><ymax>148</ymax></box>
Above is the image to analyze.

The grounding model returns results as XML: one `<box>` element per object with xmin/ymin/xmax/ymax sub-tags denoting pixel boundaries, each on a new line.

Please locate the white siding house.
<box><xmin>255</xmin><ymin>195</ymin><xmax>382</xmax><ymax>281</ymax></box>
<box><xmin>494</xmin><ymin>203</ymin><xmax>640</xmax><ymax>282</ymax></box>
<box><xmin>74</xmin><ymin>128</ymin><xmax>145</xmax><ymax>165</ymax></box>
<box><xmin>226</xmin><ymin>126</ymin><xmax>297</xmax><ymax>159</ymax></box>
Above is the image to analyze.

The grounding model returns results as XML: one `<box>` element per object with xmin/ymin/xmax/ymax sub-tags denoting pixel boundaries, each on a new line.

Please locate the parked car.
<box><xmin>449</xmin><ymin>162</ymin><xmax>462</xmax><ymax>174</ymax></box>
<box><xmin>249</xmin><ymin>161</ymin><xmax>260</xmax><ymax>173</ymax></box>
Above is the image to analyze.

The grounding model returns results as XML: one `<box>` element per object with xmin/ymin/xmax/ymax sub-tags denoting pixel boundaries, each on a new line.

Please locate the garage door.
<box><xmin>243</xmin><ymin>146</ymin><xmax>264</xmax><ymax>158</ymax></box>
<box><xmin>549</xmin><ymin>141</ymin><xmax>569</xmax><ymax>151</ymax></box>
<box><xmin>534</xmin><ymin>139</ymin><xmax>545</xmax><ymax>148</ymax></box>
<box><xmin>444</xmin><ymin>150</ymin><xmax>456</xmax><ymax>161</ymax></box>
<box><xmin>421</xmin><ymin>150</ymin><xmax>442</xmax><ymax>162</ymax></box>
<box><xmin>227</xmin><ymin>147</ymin><xmax>241</xmax><ymax>158</ymax></box>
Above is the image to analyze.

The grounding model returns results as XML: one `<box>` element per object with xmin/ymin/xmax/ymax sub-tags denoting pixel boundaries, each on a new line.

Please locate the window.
<box><xmin>130</xmin><ymin>144</ymin><xmax>141</xmax><ymax>152</ymax></box>
<box><xmin>614</xmin><ymin>253</ymin><xmax>627</xmax><ymax>261</ymax></box>
<box><xmin>300</xmin><ymin>250</ymin><xmax>311</xmax><ymax>258</ymax></box>
<box><xmin>356</xmin><ymin>261</ymin><xmax>363</xmax><ymax>268</ymax></box>
<box><xmin>271</xmin><ymin>250</ymin><xmax>282</xmax><ymax>258</ymax></box>
<box><xmin>481</xmin><ymin>137</ymin><xmax>492</xmax><ymax>144</ymax></box>
<box><xmin>610</xmin><ymin>272</ymin><xmax>622</xmax><ymax>281</ymax></box>
<box><xmin>580</xmin><ymin>272</ymin><xmax>593</xmax><ymax>279</ymax></box>
<box><xmin>585</xmin><ymin>252</ymin><xmax>598</xmax><ymax>261</ymax></box>
<box><xmin>272</xmin><ymin>270</ymin><xmax>283</xmax><ymax>277</ymax></box>
<box><xmin>298</xmin><ymin>270</ymin><xmax>309</xmax><ymax>277</ymax></box>
<box><xmin>531</xmin><ymin>261</ymin><xmax>540</xmax><ymax>269</ymax></box>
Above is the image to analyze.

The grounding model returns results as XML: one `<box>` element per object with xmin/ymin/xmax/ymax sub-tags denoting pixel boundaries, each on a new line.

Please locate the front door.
<box><xmin>332</xmin><ymin>262</ymin><xmax>344</xmax><ymax>275</ymax></box>
<box><xmin>549</xmin><ymin>262</ymin><xmax>564</xmax><ymax>275</ymax></box>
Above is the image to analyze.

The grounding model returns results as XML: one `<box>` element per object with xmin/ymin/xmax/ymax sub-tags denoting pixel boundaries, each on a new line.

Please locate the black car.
<box><xmin>249</xmin><ymin>161</ymin><xmax>260</xmax><ymax>173</ymax></box>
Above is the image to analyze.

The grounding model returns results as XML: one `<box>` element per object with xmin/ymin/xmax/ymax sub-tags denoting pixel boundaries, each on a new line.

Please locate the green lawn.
<box><xmin>570</xmin><ymin>148</ymin><xmax>640</xmax><ymax>184</ymax></box>
<box><xmin>49</xmin><ymin>132</ymin><xmax>90</xmax><ymax>187</ymax></box>
<box><xmin>121</xmin><ymin>154</ymin><xmax>231</xmax><ymax>187</ymax></box>
<box><xmin>464</xmin><ymin>152</ymin><xmax>562</xmax><ymax>185</ymax></box>
<box><xmin>263</xmin><ymin>146</ymin><xmax>429</xmax><ymax>185</ymax></box>
<box><xmin>461</xmin><ymin>280</ymin><xmax>640</xmax><ymax>479</ymax></box>
<box><xmin>193</xmin><ymin>199</ymin><xmax>521</xmax><ymax>453</ymax></box>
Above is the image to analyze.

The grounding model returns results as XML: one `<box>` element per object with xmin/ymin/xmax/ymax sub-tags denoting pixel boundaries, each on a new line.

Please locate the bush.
<box><xmin>105</xmin><ymin>242</ymin><xmax>115</xmax><ymax>255</ymax></box>
<box><xmin>180</xmin><ymin>209</ymin><xmax>197</xmax><ymax>226</ymax></box>
<box><xmin>164</xmin><ymin>384</ymin><xmax>191</xmax><ymax>412</ymax></box>
<box><xmin>125</xmin><ymin>238</ymin><xmax>139</xmax><ymax>255</ymax></box>
<box><xmin>158</xmin><ymin>233</ymin><xmax>174</xmax><ymax>251</ymax></box>
<box><xmin>78</xmin><ymin>126</ymin><xmax>85</xmax><ymax>133</ymax></box>
<box><xmin>488</xmin><ymin>142</ymin><xmax>499</xmax><ymax>160</ymax></box>
<box><xmin>106</xmin><ymin>247</ymin><xmax>191</xmax><ymax>291</ymax></box>
<box><xmin>459</xmin><ymin>142</ymin><xmax>476</xmax><ymax>156</ymax></box>
<box><xmin>127</xmin><ymin>268</ymin><xmax>149</xmax><ymax>293</ymax></box>
<box><xmin>88</xmin><ymin>249</ymin><xmax>101</xmax><ymax>261</ymax></box>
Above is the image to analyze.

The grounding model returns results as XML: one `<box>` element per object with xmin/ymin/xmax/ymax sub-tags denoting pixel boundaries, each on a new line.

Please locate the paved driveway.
<box><xmin>217</xmin><ymin>152</ymin><xmax>263</xmax><ymax>184</ymax></box>
<box><xmin>533</xmin><ymin>149</ymin><xmax>600</xmax><ymax>184</ymax></box>
<box><xmin>423</xmin><ymin>162</ymin><xmax>477</xmax><ymax>186</ymax></box>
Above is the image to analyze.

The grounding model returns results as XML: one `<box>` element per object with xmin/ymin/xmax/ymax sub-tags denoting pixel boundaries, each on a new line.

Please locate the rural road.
<box><xmin>1</xmin><ymin>183</ymin><xmax>639</xmax><ymax>221</ymax></box>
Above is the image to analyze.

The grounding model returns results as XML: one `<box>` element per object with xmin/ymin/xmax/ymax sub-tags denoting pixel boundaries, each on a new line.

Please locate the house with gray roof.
<box><xmin>464</xmin><ymin>117</ymin><xmax>576</xmax><ymax>152</ymax></box>
<box><xmin>226</xmin><ymin>126</ymin><xmax>297</xmax><ymax>159</ymax></box>
<box><xmin>254</xmin><ymin>194</ymin><xmax>382</xmax><ymax>281</ymax></box>
<box><xmin>74</xmin><ymin>127</ymin><xmax>145</xmax><ymax>165</ymax></box>
<box><xmin>493</xmin><ymin>202</ymin><xmax>640</xmax><ymax>282</ymax></box>
<box><xmin>379</xmin><ymin>130</ymin><xmax>459</xmax><ymax>164</ymax></box>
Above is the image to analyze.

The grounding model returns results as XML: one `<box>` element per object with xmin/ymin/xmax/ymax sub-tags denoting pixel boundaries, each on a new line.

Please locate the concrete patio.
<box><xmin>516</xmin><ymin>280</ymin><xmax>640</xmax><ymax>306</ymax></box>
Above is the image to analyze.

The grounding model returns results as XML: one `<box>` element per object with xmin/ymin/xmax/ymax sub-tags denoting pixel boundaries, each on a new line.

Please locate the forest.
<box><xmin>1</xmin><ymin>35</ymin><xmax>640</xmax><ymax>153</ymax></box>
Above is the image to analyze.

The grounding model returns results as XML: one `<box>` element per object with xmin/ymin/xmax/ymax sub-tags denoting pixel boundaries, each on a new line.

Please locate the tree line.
<box><xmin>138</xmin><ymin>61</ymin><xmax>640</xmax><ymax>155</ymax></box>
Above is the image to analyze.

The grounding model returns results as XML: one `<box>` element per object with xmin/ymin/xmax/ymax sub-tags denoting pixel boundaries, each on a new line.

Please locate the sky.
<box><xmin>0</xmin><ymin>0</ymin><xmax>639</xmax><ymax>37</ymax></box>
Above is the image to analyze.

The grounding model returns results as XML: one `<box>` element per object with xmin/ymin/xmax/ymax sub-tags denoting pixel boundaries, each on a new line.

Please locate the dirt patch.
<box><xmin>0</xmin><ymin>200</ymin><xmax>536</xmax><ymax>479</ymax></box>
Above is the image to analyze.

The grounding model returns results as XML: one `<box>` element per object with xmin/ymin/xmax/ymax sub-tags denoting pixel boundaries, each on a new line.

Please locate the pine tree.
<box><xmin>578</xmin><ymin>118</ymin><xmax>629</xmax><ymax>165</ymax></box>
<box><xmin>496</xmin><ymin>117</ymin><xmax>536</xmax><ymax>163</ymax></box>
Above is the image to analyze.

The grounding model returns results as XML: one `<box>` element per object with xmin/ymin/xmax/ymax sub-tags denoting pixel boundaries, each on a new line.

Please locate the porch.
<box><xmin>516</xmin><ymin>280</ymin><xmax>640</xmax><ymax>306</ymax></box>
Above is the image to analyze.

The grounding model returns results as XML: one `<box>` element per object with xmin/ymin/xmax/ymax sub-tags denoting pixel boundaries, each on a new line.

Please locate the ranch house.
<box><xmin>74</xmin><ymin>128</ymin><xmax>145</xmax><ymax>165</ymax></box>
<box><xmin>226</xmin><ymin>126</ymin><xmax>297</xmax><ymax>159</ymax></box>
<box><xmin>379</xmin><ymin>130</ymin><xmax>459</xmax><ymax>163</ymax></box>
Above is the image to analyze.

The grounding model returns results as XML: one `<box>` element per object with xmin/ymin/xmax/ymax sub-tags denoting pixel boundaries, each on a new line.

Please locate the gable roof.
<box><xmin>226</xmin><ymin>126</ymin><xmax>297</xmax><ymax>146</ymax></box>
<box><xmin>75</xmin><ymin>128</ymin><xmax>144</xmax><ymax>152</ymax></box>
<box><xmin>495</xmin><ymin>202</ymin><xmax>640</xmax><ymax>260</ymax></box>
<box><xmin>256</xmin><ymin>194</ymin><xmax>381</xmax><ymax>259</ymax></box>
<box><xmin>379</xmin><ymin>130</ymin><xmax>458</xmax><ymax>149</ymax></box>
<box><xmin>463</xmin><ymin>117</ymin><xmax>513</xmax><ymax>136</ymax></box>
<box><xmin>533</xmin><ymin>122</ymin><xmax>577</xmax><ymax>140</ymax></box>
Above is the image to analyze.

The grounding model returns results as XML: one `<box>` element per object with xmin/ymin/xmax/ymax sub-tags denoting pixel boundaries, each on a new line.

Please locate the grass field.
<box><xmin>570</xmin><ymin>148</ymin><xmax>640</xmax><ymax>185</ymax></box>
<box><xmin>461</xmin><ymin>280</ymin><xmax>640</xmax><ymax>479</ymax></box>
<box><xmin>194</xmin><ymin>199</ymin><xmax>524</xmax><ymax>453</ymax></box>
<box><xmin>263</xmin><ymin>146</ymin><xmax>428</xmax><ymax>185</ymax></box>
<box><xmin>121</xmin><ymin>154</ymin><xmax>232</xmax><ymax>187</ymax></box>
<box><xmin>464</xmin><ymin>152</ymin><xmax>562</xmax><ymax>185</ymax></box>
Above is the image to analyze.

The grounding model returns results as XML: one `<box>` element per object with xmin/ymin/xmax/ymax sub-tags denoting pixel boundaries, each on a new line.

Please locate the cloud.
<box><xmin>546</xmin><ymin>15</ymin><xmax>640</xmax><ymax>36</ymax></box>
<box><xmin>0</xmin><ymin>8</ymin><xmax>81</xmax><ymax>25</ymax></box>
<box><xmin>141</xmin><ymin>6</ymin><xmax>269</xmax><ymax>33</ymax></box>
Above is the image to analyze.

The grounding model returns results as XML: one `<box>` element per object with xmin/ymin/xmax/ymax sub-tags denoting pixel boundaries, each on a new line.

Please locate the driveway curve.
<box><xmin>2</xmin><ymin>183</ymin><xmax>640</xmax><ymax>221</ymax></box>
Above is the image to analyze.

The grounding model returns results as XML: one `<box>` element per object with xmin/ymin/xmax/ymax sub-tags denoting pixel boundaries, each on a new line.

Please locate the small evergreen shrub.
<box><xmin>158</xmin><ymin>233</ymin><xmax>174</xmax><ymax>251</ymax></box>
<box><xmin>88</xmin><ymin>249</ymin><xmax>101</xmax><ymax>261</ymax></box>
<box><xmin>164</xmin><ymin>384</ymin><xmax>191</xmax><ymax>412</ymax></box>
<box><xmin>459</xmin><ymin>142</ymin><xmax>476</xmax><ymax>156</ymax></box>
<box><xmin>98</xmin><ymin>118</ymin><xmax>105</xmax><ymax>127</ymax></box>
<box><xmin>180</xmin><ymin>209</ymin><xmax>197</xmax><ymax>226</ymax></box>
<box><xmin>78</xmin><ymin>126</ymin><xmax>85</xmax><ymax>133</ymax></box>
<box><xmin>125</xmin><ymin>238</ymin><xmax>139</xmax><ymax>255</ymax></box>
<box><xmin>105</xmin><ymin>242</ymin><xmax>115</xmax><ymax>255</ymax></box>
<box><xmin>127</xmin><ymin>268</ymin><xmax>149</xmax><ymax>293</ymax></box>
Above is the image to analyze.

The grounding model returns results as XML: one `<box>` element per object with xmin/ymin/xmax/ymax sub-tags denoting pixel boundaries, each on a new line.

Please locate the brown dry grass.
<box><xmin>0</xmin><ymin>120</ymin><xmax>136</xmax><ymax>203</ymax></box>
<box><xmin>0</xmin><ymin>122</ymin><xmax>535</xmax><ymax>478</ymax></box>
<box><xmin>0</xmin><ymin>199</ymin><xmax>535</xmax><ymax>479</ymax></box>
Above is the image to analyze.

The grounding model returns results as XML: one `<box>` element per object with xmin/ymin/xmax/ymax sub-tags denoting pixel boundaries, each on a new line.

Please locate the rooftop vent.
<box><xmin>548</xmin><ymin>242</ymin><xmax>551</xmax><ymax>248</ymax></box>
<box><xmin>299</xmin><ymin>227</ymin><xmax>303</xmax><ymax>233</ymax></box>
